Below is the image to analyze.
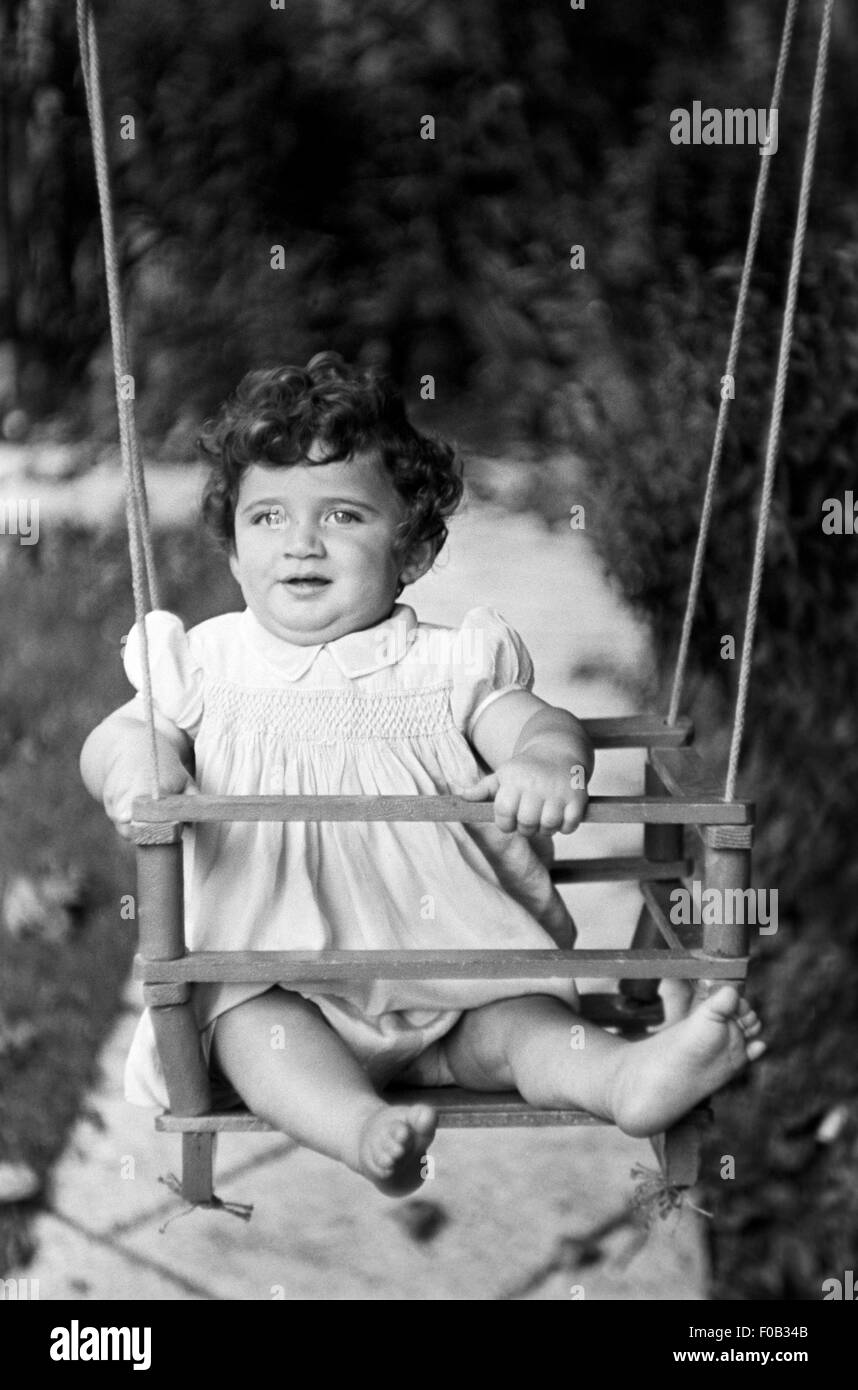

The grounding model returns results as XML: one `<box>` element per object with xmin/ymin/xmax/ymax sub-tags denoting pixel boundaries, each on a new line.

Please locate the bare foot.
<box><xmin>610</xmin><ymin>986</ymin><xmax>764</xmax><ymax>1137</ymax></box>
<box><xmin>356</xmin><ymin>1104</ymin><xmax>437</xmax><ymax>1197</ymax></box>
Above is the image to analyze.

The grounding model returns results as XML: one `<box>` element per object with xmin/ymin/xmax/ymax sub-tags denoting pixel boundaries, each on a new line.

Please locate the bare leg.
<box><xmin>212</xmin><ymin>990</ymin><xmax>436</xmax><ymax>1196</ymax></box>
<box><xmin>442</xmin><ymin>986</ymin><xmax>764</xmax><ymax>1137</ymax></box>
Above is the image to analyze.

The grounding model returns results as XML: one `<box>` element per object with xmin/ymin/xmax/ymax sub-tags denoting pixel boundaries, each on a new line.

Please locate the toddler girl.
<box><xmin>81</xmin><ymin>352</ymin><xmax>763</xmax><ymax>1197</ymax></box>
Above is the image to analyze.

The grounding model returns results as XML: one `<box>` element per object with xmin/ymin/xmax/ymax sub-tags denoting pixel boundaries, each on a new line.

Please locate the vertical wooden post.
<box><xmin>182</xmin><ymin>1133</ymin><xmax>215</xmax><ymax>1205</ymax></box>
<box><xmin>652</xmin><ymin>840</ymin><xmax>751</xmax><ymax>1188</ymax></box>
<box><xmin>652</xmin><ymin>1109</ymin><xmax>711</xmax><ymax>1187</ymax></box>
<box><xmin>135</xmin><ymin>825</ymin><xmax>213</xmax><ymax>1202</ymax></box>
<box><xmin>700</xmin><ymin>841</ymin><xmax>752</xmax><ymax>986</ymax></box>
<box><xmin>620</xmin><ymin>761</ymin><xmax>682</xmax><ymax>1009</ymax></box>
<box><xmin>136</xmin><ymin>833</ymin><xmax>186</xmax><ymax>961</ymax></box>
<box><xmin>695</xmin><ymin>839</ymin><xmax>750</xmax><ymax>1017</ymax></box>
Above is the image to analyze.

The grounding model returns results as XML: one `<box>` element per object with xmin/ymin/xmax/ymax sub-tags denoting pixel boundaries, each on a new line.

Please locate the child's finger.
<box><xmin>512</xmin><ymin>792</ymin><xmax>544</xmax><ymax>837</ymax></box>
<box><xmin>453</xmin><ymin>773</ymin><xmax>499</xmax><ymax>801</ymax></box>
<box><xmin>538</xmin><ymin>797</ymin><xmax>568</xmax><ymax>834</ymax></box>
<box><xmin>492</xmin><ymin>787</ymin><xmax>522</xmax><ymax>833</ymax></box>
<box><xmin>561</xmin><ymin>796</ymin><xmax>588</xmax><ymax>833</ymax></box>
<box><xmin>110</xmin><ymin>792</ymin><xmax>135</xmax><ymax>841</ymax></box>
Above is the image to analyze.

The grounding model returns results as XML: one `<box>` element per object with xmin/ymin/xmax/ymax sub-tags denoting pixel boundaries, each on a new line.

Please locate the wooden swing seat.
<box><xmin>130</xmin><ymin>715</ymin><xmax>753</xmax><ymax>1204</ymax></box>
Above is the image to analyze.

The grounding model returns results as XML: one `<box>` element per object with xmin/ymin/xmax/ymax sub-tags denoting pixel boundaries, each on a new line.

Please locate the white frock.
<box><xmin>122</xmin><ymin>603</ymin><xmax>578</xmax><ymax>1107</ymax></box>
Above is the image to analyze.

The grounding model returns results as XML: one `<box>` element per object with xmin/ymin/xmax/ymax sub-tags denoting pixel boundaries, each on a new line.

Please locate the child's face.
<box><xmin>229</xmin><ymin>451</ymin><xmax>429</xmax><ymax>645</ymax></box>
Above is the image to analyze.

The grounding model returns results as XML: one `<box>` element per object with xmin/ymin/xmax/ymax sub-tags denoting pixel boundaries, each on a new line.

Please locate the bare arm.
<box><xmin>80</xmin><ymin>700</ymin><xmax>195</xmax><ymax>839</ymax></box>
<box><xmin>457</xmin><ymin>689</ymin><xmax>594</xmax><ymax>835</ymax></box>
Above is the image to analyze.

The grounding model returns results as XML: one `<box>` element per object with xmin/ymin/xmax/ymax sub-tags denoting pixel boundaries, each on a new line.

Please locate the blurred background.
<box><xmin>1</xmin><ymin>0</ymin><xmax>857</xmax><ymax>1299</ymax></box>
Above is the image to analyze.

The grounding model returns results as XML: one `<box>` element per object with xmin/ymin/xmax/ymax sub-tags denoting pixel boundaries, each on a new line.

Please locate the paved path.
<box><xmin>6</xmin><ymin>460</ymin><xmax>708</xmax><ymax>1300</ymax></box>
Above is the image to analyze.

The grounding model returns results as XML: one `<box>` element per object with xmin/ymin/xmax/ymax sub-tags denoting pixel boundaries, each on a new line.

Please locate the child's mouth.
<box><xmin>282</xmin><ymin>577</ymin><xmax>331</xmax><ymax>596</ymax></box>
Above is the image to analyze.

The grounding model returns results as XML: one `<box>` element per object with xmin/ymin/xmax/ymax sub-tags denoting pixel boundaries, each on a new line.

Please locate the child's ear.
<box><xmin>398</xmin><ymin>539</ymin><xmax>436</xmax><ymax>587</ymax></box>
<box><xmin>228</xmin><ymin>548</ymin><xmax>242</xmax><ymax>586</ymax></box>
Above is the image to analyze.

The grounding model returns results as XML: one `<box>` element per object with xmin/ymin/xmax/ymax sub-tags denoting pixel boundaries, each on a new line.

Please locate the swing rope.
<box><xmin>667</xmin><ymin>0</ymin><xmax>834</xmax><ymax>802</ymax></box>
<box><xmin>76</xmin><ymin>0</ymin><xmax>162</xmax><ymax>799</ymax></box>
<box><xmin>667</xmin><ymin>0</ymin><xmax>799</xmax><ymax>728</ymax></box>
<box><xmin>724</xmin><ymin>0</ymin><xmax>833</xmax><ymax>800</ymax></box>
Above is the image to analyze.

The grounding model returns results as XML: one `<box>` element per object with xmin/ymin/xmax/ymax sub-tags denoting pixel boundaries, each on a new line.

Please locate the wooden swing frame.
<box><xmin>130</xmin><ymin>718</ymin><xmax>753</xmax><ymax>1203</ymax></box>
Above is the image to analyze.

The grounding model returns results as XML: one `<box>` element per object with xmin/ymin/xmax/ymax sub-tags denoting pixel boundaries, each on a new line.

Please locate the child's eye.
<box><xmin>255</xmin><ymin>507</ymin><xmax>287</xmax><ymax>528</ymax></box>
<box><xmin>328</xmin><ymin>509</ymin><xmax>360</xmax><ymax>525</ymax></box>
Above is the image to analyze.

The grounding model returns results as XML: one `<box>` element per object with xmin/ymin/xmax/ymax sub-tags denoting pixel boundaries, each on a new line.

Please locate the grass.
<box><xmin>0</xmin><ymin>523</ymin><xmax>239</xmax><ymax>1273</ymax></box>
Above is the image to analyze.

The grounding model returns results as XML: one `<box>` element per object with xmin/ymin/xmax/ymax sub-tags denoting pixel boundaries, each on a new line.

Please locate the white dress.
<box><xmin>122</xmin><ymin>603</ymin><xmax>578</xmax><ymax>1107</ymax></box>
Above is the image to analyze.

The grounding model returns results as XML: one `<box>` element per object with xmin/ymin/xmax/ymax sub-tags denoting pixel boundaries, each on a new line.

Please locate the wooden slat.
<box><xmin>134</xmin><ymin>947</ymin><xmax>747</xmax><ymax>983</ymax></box>
<box><xmin>651</xmin><ymin>751</ymin><xmax>755</xmax><ymax>851</ymax></box>
<box><xmin>698</xmin><ymin>824</ymin><xmax>755</xmax><ymax>850</ymax></box>
<box><xmin>580</xmin><ymin>715</ymin><xmax>693</xmax><ymax>749</ymax></box>
<box><xmin>650</xmin><ymin>746</ymin><xmax>722</xmax><ymax>799</ymax></box>
<box><xmin>149</xmin><ymin>1005</ymin><xmax>212</xmax><ymax>1116</ymax></box>
<box><xmin>129</xmin><ymin>821</ymin><xmax>183</xmax><ymax>845</ymax></box>
<box><xmin>182</xmin><ymin>1133</ymin><xmax>215</xmax><ymax>1204</ymax></box>
<box><xmin>156</xmin><ymin>1092</ymin><xmax>609</xmax><ymax>1133</ymax></box>
<box><xmin>131</xmin><ymin>792</ymin><xmax>752</xmax><ymax>826</ymax></box>
<box><xmin>651</xmin><ymin>1109</ymin><xmax>711</xmax><ymax>1187</ymax></box>
<box><xmin>143</xmin><ymin>981</ymin><xmax>191</xmax><ymax>1006</ymax></box>
<box><xmin>620</xmin><ymin>762</ymin><xmax>685</xmax><ymax>1007</ymax></box>
<box><xmin>640</xmin><ymin>881</ymin><xmax>688</xmax><ymax>950</ymax></box>
<box><xmin>639</xmin><ymin>881</ymin><xmax>749</xmax><ymax>976</ymax></box>
<box><xmin>550</xmin><ymin>856</ymin><xmax>692</xmax><ymax>885</ymax></box>
<box><xmin>159</xmin><ymin>1093</ymin><xmax>710</xmax><ymax>1138</ymax></box>
<box><xmin>157</xmin><ymin>1110</ymin><xmax>270</xmax><ymax>1134</ymax></box>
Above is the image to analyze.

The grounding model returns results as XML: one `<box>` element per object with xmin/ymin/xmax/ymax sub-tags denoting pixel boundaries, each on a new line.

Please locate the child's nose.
<box><xmin>286</xmin><ymin>520</ymin><xmax>325</xmax><ymax>556</ymax></box>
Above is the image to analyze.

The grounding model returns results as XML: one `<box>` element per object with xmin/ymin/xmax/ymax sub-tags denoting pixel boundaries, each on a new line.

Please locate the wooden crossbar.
<box><xmin>550</xmin><ymin>856</ymin><xmax>692</xmax><ymax>884</ymax></box>
<box><xmin>131</xmin><ymin>792</ymin><xmax>752</xmax><ymax>826</ymax></box>
<box><xmin>155</xmin><ymin>1093</ymin><xmax>608</xmax><ymax>1132</ymax></box>
<box><xmin>135</xmin><ymin>947</ymin><xmax>748</xmax><ymax>983</ymax></box>
<box><xmin>650</xmin><ymin>746</ymin><xmax>722</xmax><ymax>800</ymax></box>
<box><xmin>579</xmin><ymin>714</ymin><xmax>693</xmax><ymax>748</ymax></box>
<box><xmin>155</xmin><ymin>1092</ymin><xmax>712</xmax><ymax>1134</ymax></box>
<box><xmin>640</xmin><ymin>881</ymin><xmax>688</xmax><ymax>950</ymax></box>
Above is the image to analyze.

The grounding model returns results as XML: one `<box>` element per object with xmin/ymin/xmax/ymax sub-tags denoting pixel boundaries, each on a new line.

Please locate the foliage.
<box><xmin>0</xmin><ymin>523</ymin><xmax>239</xmax><ymax>1271</ymax></box>
<box><xmin>576</xmin><ymin>100</ymin><xmax>858</xmax><ymax>1311</ymax></box>
<box><xmin>11</xmin><ymin>0</ymin><xmax>855</xmax><ymax>449</ymax></box>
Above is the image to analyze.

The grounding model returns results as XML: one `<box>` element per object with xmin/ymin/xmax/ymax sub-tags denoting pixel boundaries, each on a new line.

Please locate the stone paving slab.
<box><xmin>117</xmin><ymin>1126</ymin><xmax>707</xmax><ymax>1302</ymax></box>
<box><xmin>7</xmin><ymin>1213</ymin><xmax>207</xmax><ymax>1301</ymax></box>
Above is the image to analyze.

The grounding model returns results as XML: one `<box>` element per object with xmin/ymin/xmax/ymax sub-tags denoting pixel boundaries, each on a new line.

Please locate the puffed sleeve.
<box><xmin>450</xmin><ymin>607</ymin><xmax>535</xmax><ymax>740</ymax></box>
<box><xmin>122</xmin><ymin>610</ymin><xmax>205</xmax><ymax>736</ymax></box>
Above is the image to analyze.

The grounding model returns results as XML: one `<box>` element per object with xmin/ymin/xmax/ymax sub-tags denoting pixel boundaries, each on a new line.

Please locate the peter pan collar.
<box><xmin>241</xmin><ymin>603</ymin><xmax>419</xmax><ymax>679</ymax></box>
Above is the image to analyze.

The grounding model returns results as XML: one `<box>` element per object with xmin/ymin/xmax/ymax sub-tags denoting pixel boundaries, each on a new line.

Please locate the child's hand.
<box><xmin>454</xmin><ymin>755</ymin><xmax>588</xmax><ymax>836</ymax></box>
<box><xmin>103</xmin><ymin>733</ymin><xmax>197</xmax><ymax>841</ymax></box>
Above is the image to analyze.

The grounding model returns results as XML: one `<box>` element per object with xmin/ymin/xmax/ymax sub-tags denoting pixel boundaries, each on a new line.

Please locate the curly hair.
<box><xmin>198</xmin><ymin>353</ymin><xmax>463</xmax><ymax>570</ymax></box>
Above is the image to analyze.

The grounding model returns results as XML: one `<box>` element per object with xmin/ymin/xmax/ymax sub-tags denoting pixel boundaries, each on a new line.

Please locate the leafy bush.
<box><xmin>579</xmin><ymin>176</ymin><xmax>858</xmax><ymax>1301</ymax></box>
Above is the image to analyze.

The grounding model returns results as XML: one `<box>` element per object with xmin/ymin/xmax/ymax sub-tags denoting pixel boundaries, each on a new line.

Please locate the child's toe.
<box><xmin>706</xmin><ymin>984</ymin><xmax>741</xmax><ymax>1020</ymax></box>
<box><xmin>389</xmin><ymin>1120</ymin><xmax>409</xmax><ymax>1146</ymax></box>
<box><xmin>736</xmin><ymin>997</ymin><xmax>758</xmax><ymax>1021</ymax></box>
